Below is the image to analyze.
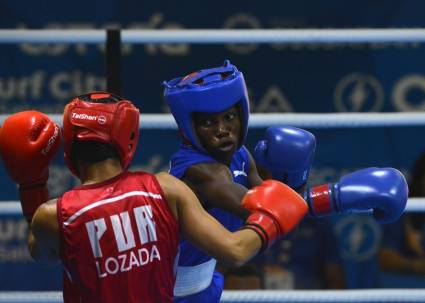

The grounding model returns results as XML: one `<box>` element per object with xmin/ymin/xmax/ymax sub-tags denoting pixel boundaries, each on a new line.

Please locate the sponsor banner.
<box><xmin>0</xmin><ymin>213</ymin><xmax>62</xmax><ymax>290</ymax></box>
<box><xmin>0</xmin><ymin>1</ymin><xmax>425</xmax><ymax>113</ymax></box>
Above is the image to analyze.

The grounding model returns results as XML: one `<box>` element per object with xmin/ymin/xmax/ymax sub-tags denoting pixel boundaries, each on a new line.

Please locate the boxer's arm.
<box><xmin>28</xmin><ymin>199</ymin><xmax>60</xmax><ymax>262</ymax></box>
<box><xmin>157</xmin><ymin>172</ymin><xmax>261</xmax><ymax>266</ymax></box>
<box><xmin>246</xmin><ymin>150</ymin><xmax>266</xmax><ymax>187</ymax></box>
<box><xmin>183</xmin><ymin>163</ymin><xmax>250</xmax><ymax>220</ymax></box>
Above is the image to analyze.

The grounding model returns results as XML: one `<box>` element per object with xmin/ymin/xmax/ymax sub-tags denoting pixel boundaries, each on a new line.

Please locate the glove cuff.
<box><xmin>305</xmin><ymin>184</ymin><xmax>337</xmax><ymax>216</ymax></box>
<box><xmin>19</xmin><ymin>182</ymin><xmax>49</xmax><ymax>223</ymax></box>
<box><xmin>244</xmin><ymin>212</ymin><xmax>279</xmax><ymax>251</ymax></box>
<box><xmin>19</xmin><ymin>169</ymin><xmax>49</xmax><ymax>189</ymax></box>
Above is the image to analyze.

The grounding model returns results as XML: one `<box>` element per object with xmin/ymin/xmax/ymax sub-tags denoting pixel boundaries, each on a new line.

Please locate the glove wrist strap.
<box><xmin>19</xmin><ymin>183</ymin><xmax>49</xmax><ymax>223</ymax></box>
<box><xmin>305</xmin><ymin>184</ymin><xmax>336</xmax><ymax>216</ymax></box>
<box><xmin>244</xmin><ymin>212</ymin><xmax>279</xmax><ymax>251</ymax></box>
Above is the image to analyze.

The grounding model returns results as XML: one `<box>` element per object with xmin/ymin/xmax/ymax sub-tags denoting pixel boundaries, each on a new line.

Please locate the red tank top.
<box><xmin>58</xmin><ymin>172</ymin><xmax>179</xmax><ymax>303</ymax></box>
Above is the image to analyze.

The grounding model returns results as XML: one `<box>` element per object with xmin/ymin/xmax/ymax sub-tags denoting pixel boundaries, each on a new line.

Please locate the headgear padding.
<box><xmin>63</xmin><ymin>92</ymin><xmax>140</xmax><ymax>176</ymax></box>
<box><xmin>163</xmin><ymin>60</ymin><xmax>250</xmax><ymax>151</ymax></box>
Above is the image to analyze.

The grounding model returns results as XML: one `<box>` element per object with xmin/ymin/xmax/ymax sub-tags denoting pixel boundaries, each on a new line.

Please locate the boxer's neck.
<box><xmin>79</xmin><ymin>158</ymin><xmax>123</xmax><ymax>185</ymax></box>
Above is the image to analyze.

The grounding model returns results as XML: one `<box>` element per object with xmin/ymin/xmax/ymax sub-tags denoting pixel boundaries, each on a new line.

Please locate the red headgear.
<box><xmin>63</xmin><ymin>92</ymin><xmax>140</xmax><ymax>176</ymax></box>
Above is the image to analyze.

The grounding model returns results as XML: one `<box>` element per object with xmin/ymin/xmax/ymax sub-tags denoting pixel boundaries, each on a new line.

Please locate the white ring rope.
<box><xmin>1</xmin><ymin>198</ymin><xmax>424</xmax><ymax>213</ymax></box>
<box><xmin>1</xmin><ymin>112</ymin><xmax>425</xmax><ymax>129</ymax></box>
<box><xmin>0</xmin><ymin>292</ymin><xmax>60</xmax><ymax>303</ymax></box>
<box><xmin>0</xmin><ymin>29</ymin><xmax>425</xmax><ymax>44</ymax></box>
<box><xmin>1</xmin><ymin>290</ymin><xmax>425</xmax><ymax>303</ymax></box>
<box><xmin>221</xmin><ymin>289</ymin><xmax>425</xmax><ymax>302</ymax></box>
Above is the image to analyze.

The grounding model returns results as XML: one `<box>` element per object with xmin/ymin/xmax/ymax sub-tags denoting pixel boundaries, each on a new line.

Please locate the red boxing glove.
<box><xmin>0</xmin><ymin>111</ymin><xmax>61</xmax><ymax>221</ymax></box>
<box><xmin>242</xmin><ymin>180</ymin><xmax>308</xmax><ymax>250</ymax></box>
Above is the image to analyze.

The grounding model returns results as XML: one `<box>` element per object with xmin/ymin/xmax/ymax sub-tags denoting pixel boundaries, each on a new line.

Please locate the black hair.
<box><xmin>70</xmin><ymin>92</ymin><xmax>122</xmax><ymax>171</ymax></box>
<box><xmin>70</xmin><ymin>141</ymin><xmax>119</xmax><ymax>167</ymax></box>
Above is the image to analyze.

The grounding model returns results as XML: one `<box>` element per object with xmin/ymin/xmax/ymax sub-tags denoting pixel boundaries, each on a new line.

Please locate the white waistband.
<box><xmin>173</xmin><ymin>259</ymin><xmax>217</xmax><ymax>297</ymax></box>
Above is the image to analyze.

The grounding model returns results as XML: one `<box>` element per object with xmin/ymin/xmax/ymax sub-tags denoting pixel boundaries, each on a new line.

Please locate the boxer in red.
<box><xmin>0</xmin><ymin>92</ymin><xmax>307</xmax><ymax>303</ymax></box>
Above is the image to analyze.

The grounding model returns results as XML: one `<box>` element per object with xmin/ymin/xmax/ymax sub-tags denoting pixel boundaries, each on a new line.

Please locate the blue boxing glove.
<box><xmin>304</xmin><ymin>167</ymin><xmax>408</xmax><ymax>223</ymax></box>
<box><xmin>254</xmin><ymin>126</ymin><xmax>316</xmax><ymax>190</ymax></box>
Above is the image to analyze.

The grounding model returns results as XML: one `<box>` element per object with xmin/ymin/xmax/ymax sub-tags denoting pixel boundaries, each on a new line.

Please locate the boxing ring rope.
<box><xmin>1</xmin><ymin>28</ymin><xmax>425</xmax><ymax>303</ymax></box>
<box><xmin>1</xmin><ymin>28</ymin><xmax>425</xmax><ymax>44</ymax></box>
<box><xmin>1</xmin><ymin>112</ymin><xmax>425</xmax><ymax>129</ymax></box>
<box><xmin>1</xmin><ymin>289</ymin><xmax>425</xmax><ymax>303</ymax></box>
<box><xmin>221</xmin><ymin>290</ymin><xmax>425</xmax><ymax>302</ymax></box>
<box><xmin>1</xmin><ymin>198</ymin><xmax>424</xmax><ymax>214</ymax></box>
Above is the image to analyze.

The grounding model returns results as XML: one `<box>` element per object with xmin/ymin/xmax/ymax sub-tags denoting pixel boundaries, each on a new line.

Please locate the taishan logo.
<box><xmin>72</xmin><ymin>112</ymin><xmax>98</xmax><ymax>121</ymax></box>
<box><xmin>41</xmin><ymin>125</ymin><xmax>60</xmax><ymax>156</ymax></box>
<box><xmin>72</xmin><ymin>112</ymin><xmax>107</xmax><ymax>124</ymax></box>
<box><xmin>98</xmin><ymin>115</ymin><xmax>107</xmax><ymax>124</ymax></box>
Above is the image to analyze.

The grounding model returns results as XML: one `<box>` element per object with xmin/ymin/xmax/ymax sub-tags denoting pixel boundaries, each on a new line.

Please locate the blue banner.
<box><xmin>0</xmin><ymin>1</ymin><xmax>425</xmax><ymax>114</ymax></box>
<box><xmin>0</xmin><ymin>212</ymin><xmax>62</xmax><ymax>290</ymax></box>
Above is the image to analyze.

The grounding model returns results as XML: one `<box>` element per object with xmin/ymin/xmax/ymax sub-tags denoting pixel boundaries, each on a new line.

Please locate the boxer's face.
<box><xmin>193</xmin><ymin>105</ymin><xmax>241</xmax><ymax>163</ymax></box>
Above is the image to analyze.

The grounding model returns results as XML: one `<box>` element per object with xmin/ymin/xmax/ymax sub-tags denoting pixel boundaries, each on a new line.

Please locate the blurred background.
<box><xmin>0</xmin><ymin>0</ymin><xmax>425</xmax><ymax>292</ymax></box>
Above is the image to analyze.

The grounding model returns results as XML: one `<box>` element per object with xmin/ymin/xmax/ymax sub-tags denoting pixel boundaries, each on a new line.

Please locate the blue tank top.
<box><xmin>169</xmin><ymin>144</ymin><xmax>250</xmax><ymax>266</ymax></box>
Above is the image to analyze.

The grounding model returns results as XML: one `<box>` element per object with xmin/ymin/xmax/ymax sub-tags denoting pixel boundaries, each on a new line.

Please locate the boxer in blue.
<box><xmin>163</xmin><ymin>60</ymin><xmax>408</xmax><ymax>302</ymax></box>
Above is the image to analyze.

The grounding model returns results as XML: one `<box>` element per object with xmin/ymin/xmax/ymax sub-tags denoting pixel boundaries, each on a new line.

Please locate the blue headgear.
<box><xmin>163</xmin><ymin>60</ymin><xmax>250</xmax><ymax>151</ymax></box>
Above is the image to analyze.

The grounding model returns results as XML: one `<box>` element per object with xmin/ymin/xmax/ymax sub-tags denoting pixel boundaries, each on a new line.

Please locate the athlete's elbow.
<box><xmin>28</xmin><ymin>240</ymin><xmax>58</xmax><ymax>263</ymax></box>
<box><xmin>221</xmin><ymin>239</ymin><xmax>251</xmax><ymax>267</ymax></box>
<box><xmin>27</xmin><ymin>234</ymin><xmax>40</xmax><ymax>261</ymax></box>
<box><xmin>228</xmin><ymin>255</ymin><xmax>248</xmax><ymax>268</ymax></box>
<box><xmin>221</xmin><ymin>252</ymin><xmax>247</xmax><ymax>268</ymax></box>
